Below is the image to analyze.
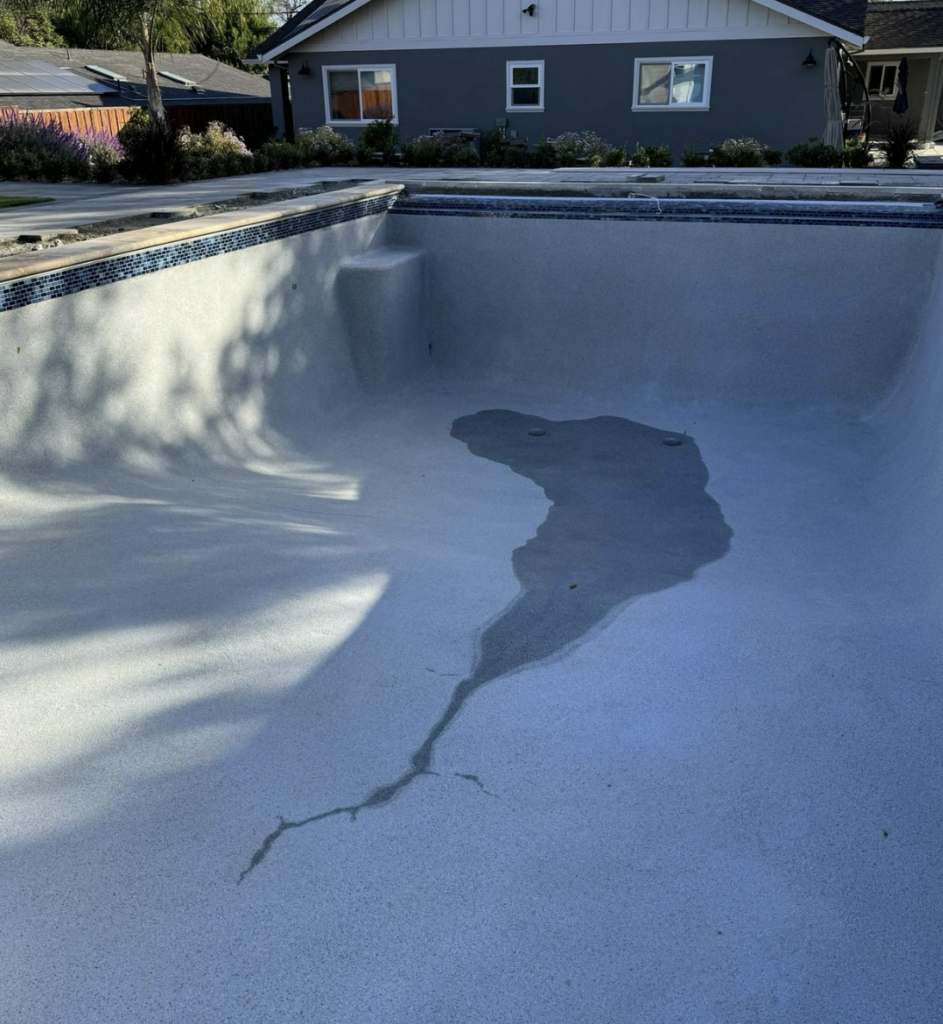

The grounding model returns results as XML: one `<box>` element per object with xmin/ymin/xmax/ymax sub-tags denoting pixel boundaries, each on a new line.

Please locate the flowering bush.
<box><xmin>708</xmin><ymin>137</ymin><xmax>768</xmax><ymax>167</ymax></box>
<box><xmin>0</xmin><ymin>110</ymin><xmax>91</xmax><ymax>182</ymax></box>
<box><xmin>80</xmin><ymin>129</ymin><xmax>124</xmax><ymax>183</ymax></box>
<box><xmin>295</xmin><ymin>125</ymin><xmax>356</xmax><ymax>165</ymax></box>
<box><xmin>549</xmin><ymin>131</ymin><xmax>626</xmax><ymax>167</ymax></box>
<box><xmin>177</xmin><ymin>121</ymin><xmax>253</xmax><ymax>179</ymax></box>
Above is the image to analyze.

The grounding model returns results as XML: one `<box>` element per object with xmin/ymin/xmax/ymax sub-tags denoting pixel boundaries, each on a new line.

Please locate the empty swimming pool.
<box><xmin>1</xmin><ymin>186</ymin><xmax>940</xmax><ymax>1023</ymax></box>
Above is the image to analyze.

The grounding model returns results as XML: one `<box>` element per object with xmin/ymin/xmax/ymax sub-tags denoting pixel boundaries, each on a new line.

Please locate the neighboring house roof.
<box><xmin>864</xmin><ymin>0</ymin><xmax>943</xmax><ymax>49</ymax></box>
<box><xmin>246</xmin><ymin>0</ymin><xmax>868</xmax><ymax>61</ymax></box>
<box><xmin>0</xmin><ymin>41</ymin><xmax>270</xmax><ymax>109</ymax></box>
<box><xmin>246</xmin><ymin>0</ymin><xmax>334</xmax><ymax>62</ymax></box>
<box><xmin>785</xmin><ymin>0</ymin><xmax>868</xmax><ymax>36</ymax></box>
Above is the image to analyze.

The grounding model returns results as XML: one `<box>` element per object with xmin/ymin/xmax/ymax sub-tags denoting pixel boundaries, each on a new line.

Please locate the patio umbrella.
<box><xmin>823</xmin><ymin>43</ymin><xmax>843</xmax><ymax>150</ymax></box>
<box><xmin>894</xmin><ymin>57</ymin><xmax>910</xmax><ymax>114</ymax></box>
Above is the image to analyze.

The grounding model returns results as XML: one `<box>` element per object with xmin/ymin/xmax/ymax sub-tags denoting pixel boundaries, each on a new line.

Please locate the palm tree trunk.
<box><xmin>140</xmin><ymin>13</ymin><xmax>167</xmax><ymax>126</ymax></box>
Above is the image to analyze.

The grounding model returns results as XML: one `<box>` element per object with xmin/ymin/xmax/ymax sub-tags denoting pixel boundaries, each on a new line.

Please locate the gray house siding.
<box><xmin>287</xmin><ymin>37</ymin><xmax>830</xmax><ymax>156</ymax></box>
<box><xmin>858</xmin><ymin>55</ymin><xmax>933</xmax><ymax>139</ymax></box>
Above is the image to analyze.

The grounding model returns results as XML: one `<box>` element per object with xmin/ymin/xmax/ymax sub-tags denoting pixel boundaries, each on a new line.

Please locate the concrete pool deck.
<box><xmin>1</xmin><ymin>184</ymin><xmax>941</xmax><ymax>1023</ymax></box>
<box><xmin>3</xmin><ymin>163</ymin><xmax>943</xmax><ymax>240</ymax></box>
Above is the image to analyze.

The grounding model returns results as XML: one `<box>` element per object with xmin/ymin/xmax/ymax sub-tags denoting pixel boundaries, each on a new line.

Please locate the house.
<box><xmin>246</xmin><ymin>0</ymin><xmax>869</xmax><ymax>155</ymax></box>
<box><xmin>859</xmin><ymin>0</ymin><xmax>943</xmax><ymax>142</ymax></box>
<box><xmin>0</xmin><ymin>42</ymin><xmax>274</xmax><ymax>142</ymax></box>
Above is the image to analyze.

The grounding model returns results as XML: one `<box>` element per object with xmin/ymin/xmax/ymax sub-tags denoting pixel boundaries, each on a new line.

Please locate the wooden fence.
<box><xmin>1</xmin><ymin>103</ymin><xmax>274</xmax><ymax>145</ymax></box>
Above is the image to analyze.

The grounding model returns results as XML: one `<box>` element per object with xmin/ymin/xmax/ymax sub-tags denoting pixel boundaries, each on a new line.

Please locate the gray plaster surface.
<box><xmin>239</xmin><ymin>410</ymin><xmax>731</xmax><ymax>881</ymax></box>
<box><xmin>1</xmin><ymin>208</ymin><xmax>942</xmax><ymax>1023</ymax></box>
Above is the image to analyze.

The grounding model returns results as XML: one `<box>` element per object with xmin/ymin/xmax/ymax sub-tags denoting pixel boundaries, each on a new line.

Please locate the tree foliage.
<box><xmin>0</xmin><ymin>0</ymin><xmax>274</xmax><ymax>66</ymax></box>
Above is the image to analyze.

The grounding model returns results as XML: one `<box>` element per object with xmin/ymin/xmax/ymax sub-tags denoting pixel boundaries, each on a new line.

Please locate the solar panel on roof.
<box><xmin>0</xmin><ymin>57</ymin><xmax>116</xmax><ymax>96</ymax></box>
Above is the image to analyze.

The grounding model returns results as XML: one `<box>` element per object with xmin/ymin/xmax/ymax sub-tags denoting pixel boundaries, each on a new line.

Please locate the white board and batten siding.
<box><xmin>304</xmin><ymin>0</ymin><xmax>826</xmax><ymax>51</ymax></box>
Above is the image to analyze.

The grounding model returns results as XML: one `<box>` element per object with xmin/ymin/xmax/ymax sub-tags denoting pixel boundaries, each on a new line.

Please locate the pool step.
<box><xmin>336</xmin><ymin>246</ymin><xmax>424</xmax><ymax>392</ymax></box>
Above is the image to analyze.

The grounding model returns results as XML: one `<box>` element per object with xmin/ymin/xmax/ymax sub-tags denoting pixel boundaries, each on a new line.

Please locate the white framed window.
<box><xmin>867</xmin><ymin>62</ymin><xmax>899</xmax><ymax>99</ymax></box>
<box><xmin>633</xmin><ymin>57</ymin><xmax>712</xmax><ymax>111</ymax></box>
<box><xmin>507</xmin><ymin>61</ymin><xmax>544</xmax><ymax>112</ymax></box>
<box><xmin>323</xmin><ymin>65</ymin><xmax>397</xmax><ymax>125</ymax></box>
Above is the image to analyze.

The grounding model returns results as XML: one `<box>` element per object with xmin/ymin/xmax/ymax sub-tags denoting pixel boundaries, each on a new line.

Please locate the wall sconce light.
<box><xmin>298</xmin><ymin>60</ymin><xmax>312</xmax><ymax>75</ymax></box>
<box><xmin>801</xmin><ymin>50</ymin><xmax>817</xmax><ymax>68</ymax></box>
<box><xmin>522</xmin><ymin>4</ymin><xmax>536</xmax><ymax>15</ymax></box>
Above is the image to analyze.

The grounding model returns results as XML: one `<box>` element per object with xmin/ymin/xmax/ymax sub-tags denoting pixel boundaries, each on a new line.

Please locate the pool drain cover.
<box><xmin>662</xmin><ymin>436</ymin><xmax>683</xmax><ymax>447</ymax></box>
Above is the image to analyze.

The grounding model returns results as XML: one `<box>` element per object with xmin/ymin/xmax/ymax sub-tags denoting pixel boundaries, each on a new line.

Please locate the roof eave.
<box><xmin>761</xmin><ymin>0</ymin><xmax>868</xmax><ymax>45</ymax></box>
<box><xmin>249</xmin><ymin>0</ymin><xmax>378</xmax><ymax>62</ymax></box>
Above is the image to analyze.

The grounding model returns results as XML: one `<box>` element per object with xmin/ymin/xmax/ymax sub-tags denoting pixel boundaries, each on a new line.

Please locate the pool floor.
<box><xmin>1</xmin><ymin>383</ymin><xmax>939</xmax><ymax>1023</ymax></box>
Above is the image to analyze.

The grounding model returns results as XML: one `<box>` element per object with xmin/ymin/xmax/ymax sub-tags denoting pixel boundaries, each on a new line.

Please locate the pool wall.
<box><xmin>389</xmin><ymin>197</ymin><xmax>943</xmax><ymax>413</ymax></box>
<box><xmin>866</xmin><ymin>226</ymin><xmax>943</xmax><ymax>614</ymax></box>
<box><xmin>3</xmin><ymin>190</ymin><xmax>943</xmax><ymax>467</ymax></box>
<box><xmin>0</xmin><ymin>190</ymin><xmax>421</xmax><ymax>466</ymax></box>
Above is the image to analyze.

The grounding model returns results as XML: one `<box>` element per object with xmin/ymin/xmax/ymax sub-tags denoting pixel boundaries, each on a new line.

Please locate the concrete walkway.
<box><xmin>2</xmin><ymin>164</ymin><xmax>943</xmax><ymax>240</ymax></box>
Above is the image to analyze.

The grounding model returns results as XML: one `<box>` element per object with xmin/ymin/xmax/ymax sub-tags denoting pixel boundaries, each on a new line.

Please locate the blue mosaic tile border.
<box><xmin>0</xmin><ymin>192</ymin><xmax>396</xmax><ymax>314</ymax></box>
<box><xmin>390</xmin><ymin>193</ymin><xmax>943</xmax><ymax>229</ymax></box>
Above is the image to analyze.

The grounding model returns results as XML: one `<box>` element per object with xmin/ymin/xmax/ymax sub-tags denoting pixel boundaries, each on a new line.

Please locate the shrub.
<box><xmin>480</xmin><ymin>127</ymin><xmax>503</xmax><ymax>167</ymax></box>
<box><xmin>550</xmin><ymin>131</ymin><xmax>623</xmax><ymax>167</ymax></box>
<box><xmin>709</xmin><ymin>137</ymin><xmax>767</xmax><ymax>167</ymax></box>
<box><xmin>763</xmin><ymin>148</ymin><xmax>782</xmax><ymax>166</ymax></box>
<box><xmin>631</xmin><ymin>143</ymin><xmax>672</xmax><ymax>168</ymax></box>
<box><xmin>786</xmin><ymin>138</ymin><xmax>842</xmax><ymax>168</ymax></box>
<box><xmin>356</xmin><ymin>118</ymin><xmax>399</xmax><ymax>164</ymax></box>
<box><xmin>0</xmin><ymin>110</ymin><xmax>91</xmax><ymax>182</ymax></box>
<box><xmin>876</xmin><ymin>116</ymin><xmax>919</xmax><ymax>169</ymax></box>
<box><xmin>842</xmin><ymin>136</ymin><xmax>872</xmax><ymax>168</ymax></box>
<box><xmin>532</xmin><ymin>135</ymin><xmax>559</xmax><ymax>168</ymax></box>
<box><xmin>295</xmin><ymin>125</ymin><xmax>356</xmax><ymax>165</ymax></box>
<box><xmin>501</xmin><ymin>143</ymin><xmax>533</xmax><ymax>168</ymax></box>
<box><xmin>597</xmin><ymin>145</ymin><xmax>628</xmax><ymax>167</ymax></box>
<box><xmin>480</xmin><ymin>128</ymin><xmax>534</xmax><ymax>167</ymax></box>
<box><xmin>253</xmin><ymin>137</ymin><xmax>304</xmax><ymax>171</ymax></box>
<box><xmin>177</xmin><ymin>121</ymin><xmax>253</xmax><ymax>180</ymax></box>
<box><xmin>118</xmin><ymin>108</ymin><xmax>180</xmax><ymax>184</ymax></box>
<box><xmin>82</xmin><ymin>129</ymin><xmax>124</xmax><ymax>183</ymax></box>
<box><xmin>682</xmin><ymin>142</ymin><xmax>711</xmax><ymax>168</ymax></box>
<box><xmin>402</xmin><ymin>134</ymin><xmax>480</xmax><ymax>167</ymax></box>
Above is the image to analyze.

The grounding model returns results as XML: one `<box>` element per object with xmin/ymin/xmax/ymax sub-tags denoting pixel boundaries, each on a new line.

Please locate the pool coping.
<box><xmin>0</xmin><ymin>182</ymin><xmax>403</xmax><ymax>286</ymax></box>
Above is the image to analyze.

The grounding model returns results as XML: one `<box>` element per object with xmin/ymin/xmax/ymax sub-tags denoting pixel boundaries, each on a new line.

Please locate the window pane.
<box><xmin>512</xmin><ymin>65</ymin><xmax>539</xmax><ymax>86</ymax></box>
<box><xmin>867</xmin><ymin>65</ymin><xmax>882</xmax><ymax>92</ymax></box>
<box><xmin>328</xmin><ymin>70</ymin><xmax>360</xmax><ymax>120</ymax></box>
<box><xmin>359</xmin><ymin>69</ymin><xmax>393</xmax><ymax>119</ymax></box>
<box><xmin>638</xmin><ymin>63</ymin><xmax>670</xmax><ymax>105</ymax></box>
<box><xmin>882</xmin><ymin>65</ymin><xmax>897</xmax><ymax>95</ymax></box>
<box><xmin>511</xmin><ymin>86</ymin><xmax>541</xmax><ymax>106</ymax></box>
<box><xmin>671</xmin><ymin>62</ymin><xmax>705</xmax><ymax>104</ymax></box>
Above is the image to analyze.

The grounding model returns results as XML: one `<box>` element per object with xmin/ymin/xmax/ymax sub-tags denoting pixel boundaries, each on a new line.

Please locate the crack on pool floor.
<box><xmin>239</xmin><ymin>410</ymin><xmax>731</xmax><ymax>883</ymax></box>
<box><xmin>454</xmin><ymin>772</ymin><xmax>495</xmax><ymax>796</ymax></box>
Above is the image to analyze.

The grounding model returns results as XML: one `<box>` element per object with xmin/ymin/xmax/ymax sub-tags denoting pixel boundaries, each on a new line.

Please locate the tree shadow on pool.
<box><xmin>240</xmin><ymin>409</ymin><xmax>732</xmax><ymax>881</ymax></box>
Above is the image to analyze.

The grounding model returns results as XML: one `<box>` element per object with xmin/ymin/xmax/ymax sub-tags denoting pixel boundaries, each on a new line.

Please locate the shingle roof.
<box><xmin>246</xmin><ymin>0</ymin><xmax>337</xmax><ymax>61</ymax></box>
<box><xmin>0</xmin><ymin>41</ymin><xmax>270</xmax><ymax>109</ymax></box>
<box><xmin>790</xmin><ymin>0</ymin><xmax>868</xmax><ymax>36</ymax></box>
<box><xmin>864</xmin><ymin>0</ymin><xmax>943</xmax><ymax>49</ymax></box>
<box><xmin>247</xmin><ymin>0</ymin><xmax>868</xmax><ymax>58</ymax></box>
